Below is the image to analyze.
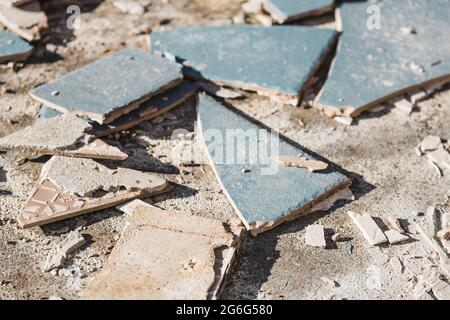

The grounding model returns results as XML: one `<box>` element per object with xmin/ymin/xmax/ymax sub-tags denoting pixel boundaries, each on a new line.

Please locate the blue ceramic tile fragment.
<box><xmin>315</xmin><ymin>0</ymin><xmax>450</xmax><ymax>117</ymax></box>
<box><xmin>0</xmin><ymin>30</ymin><xmax>32</xmax><ymax>63</ymax></box>
<box><xmin>197</xmin><ymin>94</ymin><xmax>351</xmax><ymax>235</ymax></box>
<box><xmin>151</xmin><ymin>25</ymin><xmax>338</xmax><ymax>106</ymax></box>
<box><xmin>37</xmin><ymin>82</ymin><xmax>199</xmax><ymax>137</ymax></box>
<box><xmin>263</xmin><ymin>0</ymin><xmax>334</xmax><ymax>23</ymax></box>
<box><xmin>30</xmin><ymin>48</ymin><xmax>183</xmax><ymax>124</ymax></box>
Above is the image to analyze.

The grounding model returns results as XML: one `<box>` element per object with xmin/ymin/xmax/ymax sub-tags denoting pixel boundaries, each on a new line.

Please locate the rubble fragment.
<box><xmin>17</xmin><ymin>156</ymin><xmax>170</xmax><ymax>228</ymax></box>
<box><xmin>113</xmin><ymin>0</ymin><xmax>145</xmax><ymax>15</ymax></box>
<box><xmin>82</xmin><ymin>206</ymin><xmax>244</xmax><ymax>300</ymax></box>
<box><xmin>431</xmin><ymin>280</ymin><xmax>450</xmax><ymax>300</ymax></box>
<box><xmin>437</xmin><ymin>228</ymin><xmax>450</xmax><ymax>241</ymax></box>
<box><xmin>419</xmin><ymin>135</ymin><xmax>442</xmax><ymax>153</ymax></box>
<box><xmin>384</xmin><ymin>229</ymin><xmax>409</xmax><ymax>245</ymax></box>
<box><xmin>348</xmin><ymin>211</ymin><xmax>388</xmax><ymax>246</ymax></box>
<box><xmin>262</xmin><ymin>0</ymin><xmax>334</xmax><ymax>24</ymax></box>
<box><xmin>334</xmin><ymin>116</ymin><xmax>353</xmax><ymax>126</ymax></box>
<box><xmin>276</xmin><ymin>155</ymin><xmax>328</xmax><ymax>172</ymax></box>
<box><xmin>305</xmin><ymin>224</ymin><xmax>326</xmax><ymax>248</ymax></box>
<box><xmin>387</xmin><ymin>216</ymin><xmax>405</xmax><ymax>233</ymax></box>
<box><xmin>314</xmin><ymin>0</ymin><xmax>450</xmax><ymax>117</ymax></box>
<box><xmin>198</xmin><ymin>94</ymin><xmax>351</xmax><ymax>235</ymax></box>
<box><xmin>0</xmin><ymin>30</ymin><xmax>32</xmax><ymax>63</ymax></box>
<box><xmin>242</xmin><ymin>0</ymin><xmax>261</xmax><ymax>15</ymax></box>
<box><xmin>428</xmin><ymin>145</ymin><xmax>450</xmax><ymax>171</ymax></box>
<box><xmin>43</xmin><ymin>231</ymin><xmax>86</xmax><ymax>272</ymax></box>
<box><xmin>151</xmin><ymin>25</ymin><xmax>338</xmax><ymax>106</ymax></box>
<box><xmin>0</xmin><ymin>114</ymin><xmax>127</xmax><ymax>160</ymax></box>
<box><xmin>331</xmin><ymin>233</ymin><xmax>341</xmax><ymax>242</ymax></box>
<box><xmin>199</xmin><ymin>82</ymin><xmax>243</xmax><ymax>99</ymax></box>
<box><xmin>0</xmin><ymin>3</ymin><xmax>47</xmax><ymax>41</ymax></box>
<box><xmin>30</xmin><ymin>48</ymin><xmax>183</xmax><ymax>124</ymax></box>
<box><xmin>320</xmin><ymin>276</ymin><xmax>339</xmax><ymax>288</ymax></box>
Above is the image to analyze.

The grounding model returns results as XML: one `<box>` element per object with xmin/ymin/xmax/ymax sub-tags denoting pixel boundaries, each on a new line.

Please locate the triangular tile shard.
<box><xmin>17</xmin><ymin>156</ymin><xmax>170</xmax><ymax>228</ymax></box>
<box><xmin>263</xmin><ymin>0</ymin><xmax>334</xmax><ymax>24</ymax></box>
<box><xmin>37</xmin><ymin>82</ymin><xmax>199</xmax><ymax>137</ymax></box>
<box><xmin>0</xmin><ymin>3</ymin><xmax>47</xmax><ymax>41</ymax></box>
<box><xmin>151</xmin><ymin>25</ymin><xmax>338</xmax><ymax>106</ymax></box>
<box><xmin>0</xmin><ymin>114</ymin><xmax>128</xmax><ymax>160</ymax></box>
<box><xmin>197</xmin><ymin>94</ymin><xmax>351</xmax><ymax>235</ymax></box>
<box><xmin>82</xmin><ymin>205</ymin><xmax>244</xmax><ymax>300</ymax></box>
<box><xmin>0</xmin><ymin>30</ymin><xmax>32</xmax><ymax>63</ymax></box>
<box><xmin>315</xmin><ymin>0</ymin><xmax>450</xmax><ymax>117</ymax></box>
<box><xmin>30</xmin><ymin>48</ymin><xmax>183</xmax><ymax>125</ymax></box>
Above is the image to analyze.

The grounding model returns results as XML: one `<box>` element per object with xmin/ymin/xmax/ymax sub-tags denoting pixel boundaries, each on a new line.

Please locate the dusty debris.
<box><xmin>419</xmin><ymin>135</ymin><xmax>442</xmax><ymax>153</ymax></box>
<box><xmin>113</xmin><ymin>0</ymin><xmax>145</xmax><ymax>15</ymax></box>
<box><xmin>387</xmin><ymin>216</ymin><xmax>406</xmax><ymax>233</ymax></box>
<box><xmin>116</xmin><ymin>199</ymin><xmax>153</xmax><ymax>215</ymax></box>
<box><xmin>242</xmin><ymin>0</ymin><xmax>261</xmax><ymax>15</ymax></box>
<box><xmin>437</xmin><ymin>228</ymin><xmax>450</xmax><ymax>240</ymax></box>
<box><xmin>0</xmin><ymin>114</ymin><xmax>128</xmax><ymax>160</ymax></box>
<box><xmin>82</xmin><ymin>206</ymin><xmax>244</xmax><ymax>300</ymax></box>
<box><xmin>428</xmin><ymin>145</ymin><xmax>450</xmax><ymax>171</ymax></box>
<box><xmin>330</xmin><ymin>232</ymin><xmax>341</xmax><ymax>242</ymax></box>
<box><xmin>305</xmin><ymin>224</ymin><xmax>326</xmax><ymax>248</ymax></box>
<box><xmin>389</xmin><ymin>256</ymin><xmax>404</xmax><ymax>274</ymax></box>
<box><xmin>0</xmin><ymin>3</ymin><xmax>47</xmax><ymax>41</ymax></box>
<box><xmin>384</xmin><ymin>229</ymin><xmax>409</xmax><ymax>245</ymax></box>
<box><xmin>276</xmin><ymin>155</ymin><xmax>328</xmax><ymax>172</ymax></box>
<box><xmin>334</xmin><ymin>116</ymin><xmax>353</xmax><ymax>126</ymax></box>
<box><xmin>320</xmin><ymin>276</ymin><xmax>339</xmax><ymax>288</ymax></box>
<box><xmin>431</xmin><ymin>280</ymin><xmax>450</xmax><ymax>300</ymax></box>
<box><xmin>348</xmin><ymin>211</ymin><xmax>388</xmax><ymax>246</ymax></box>
<box><xmin>254</xmin><ymin>14</ymin><xmax>272</xmax><ymax>27</ymax></box>
<box><xmin>17</xmin><ymin>156</ymin><xmax>169</xmax><ymax>228</ymax></box>
<box><xmin>393</xmin><ymin>98</ymin><xmax>414</xmax><ymax>115</ymax></box>
<box><xmin>30</xmin><ymin>48</ymin><xmax>182</xmax><ymax>125</ymax></box>
<box><xmin>199</xmin><ymin>82</ymin><xmax>243</xmax><ymax>99</ymax></box>
<box><xmin>42</xmin><ymin>231</ymin><xmax>86</xmax><ymax>272</ymax></box>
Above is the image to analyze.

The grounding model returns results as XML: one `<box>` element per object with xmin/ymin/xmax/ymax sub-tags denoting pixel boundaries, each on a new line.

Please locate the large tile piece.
<box><xmin>82</xmin><ymin>205</ymin><xmax>244</xmax><ymax>300</ymax></box>
<box><xmin>0</xmin><ymin>29</ymin><xmax>32</xmax><ymax>63</ymax></box>
<box><xmin>0</xmin><ymin>114</ymin><xmax>127</xmax><ymax>160</ymax></box>
<box><xmin>0</xmin><ymin>3</ymin><xmax>47</xmax><ymax>41</ymax></box>
<box><xmin>151</xmin><ymin>25</ymin><xmax>338</xmax><ymax>106</ymax></box>
<box><xmin>197</xmin><ymin>94</ymin><xmax>351</xmax><ymax>235</ymax></box>
<box><xmin>263</xmin><ymin>0</ymin><xmax>334</xmax><ymax>24</ymax></box>
<box><xmin>17</xmin><ymin>156</ymin><xmax>170</xmax><ymax>228</ymax></box>
<box><xmin>37</xmin><ymin>82</ymin><xmax>198</xmax><ymax>137</ymax></box>
<box><xmin>315</xmin><ymin>0</ymin><xmax>450</xmax><ymax>117</ymax></box>
<box><xmin>30</xmin><ymin>48</ymin><xmax>183</xmax><ymax>124</ymax></box>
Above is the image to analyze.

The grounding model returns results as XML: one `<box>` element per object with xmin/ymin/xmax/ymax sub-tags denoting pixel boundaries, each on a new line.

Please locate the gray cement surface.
<box><xmin>0</xmin><ymin>0</ymin><xmax>449</xmax><ymax>300</ymax></box>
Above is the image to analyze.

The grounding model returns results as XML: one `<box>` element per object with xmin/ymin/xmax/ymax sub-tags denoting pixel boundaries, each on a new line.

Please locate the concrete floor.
<box><xmin>0</xmin><ymin>0</ymin><xmax>449</xmax><ymax>300</ymax></box>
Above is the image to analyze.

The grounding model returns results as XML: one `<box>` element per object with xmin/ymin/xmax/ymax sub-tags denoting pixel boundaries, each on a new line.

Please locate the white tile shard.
<box><xmin>305</xmin><ymin>224</ymin><xmax>326</xmax><ymax>248</ymax></box>
<box><xmin>348</xmin><ymin>211</ymin><xmax>388</xmax><ymax>246</ymax></box>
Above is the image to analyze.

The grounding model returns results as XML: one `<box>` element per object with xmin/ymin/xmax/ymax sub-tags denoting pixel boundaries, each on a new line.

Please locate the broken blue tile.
<box><xmin>151</xmin><ymin>25</ymin><xmax>338</xmax><ymax>106</ymax></box>
<box><xmin>37</xmin><ymin>82</ymin><xmax>199</xmax><ymax>137</ymax></box>
<box><xmin>0</xmin><ymin>30</ymin><xmax>32</xmax><ymax>63</ymax></box>
<box><xmin>30</xmin><ymin>48</ymin><xmax>183</xmax><ymax>125</ymax></box>
<box><xmin>315</xmin><ymin>0</ymin><xmax>450</xmax><ymax>117</ymax></box>
<box><xmin>197</xmin><ymin>94</ymin><xmax>351</xmax><ymax>235</ymax></box>
<box><xmin>263</xmin><ymin>0</ymin><xmax>334</xmax><ymax>24</ymax></box>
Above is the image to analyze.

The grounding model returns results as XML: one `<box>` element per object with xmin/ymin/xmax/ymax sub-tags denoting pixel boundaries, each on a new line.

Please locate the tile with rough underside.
<box><xmin>37</xmin><ymin>82</ymin><xmax>199</xmax><ymax>137</ymax></box>
<box><xmin>151</xmin><ymin>25</ymin><xmax>338</xmax><ymax>106</ymax></box>
<box><xmin>0</xmin><ymin>3</ymin><xmax>47</xmax><ymax>41</ymax></box>
<box><xmin>0</xmin><ymin>30</ymin><xmax>32</xmax><ymax>63</ymax></box>
<box><xmin>0</xmin><ymin>114</ymin><xmax>127</xmax><ymax>160</ymax></box>
<box><xmin>30</xmin><ymin>48</ymin><xmax>183</xmax><ymax>125</ymax></box>
<box><xmin>263</xmin><ymin>0</ymin><xmax>334</xmax><ymax>24</ymax></box>
<box><xmin>17</xmin><ymin>156</ymin><xmax>170</xmax><ymax>228</ymax></box>
<box><xmin>82</xmin><ymin>206</ymin><xmax>244</xmax><ymax>300</ymax></box>
<box><xmin>197</xmin><ymin>94</ymin><xmax>351</xmax><ymax>235</ymax></box>
<box><xmin>315</xmin><ymin>0</ymin><xmax>450</xmax><ymax>117</ymax></box>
